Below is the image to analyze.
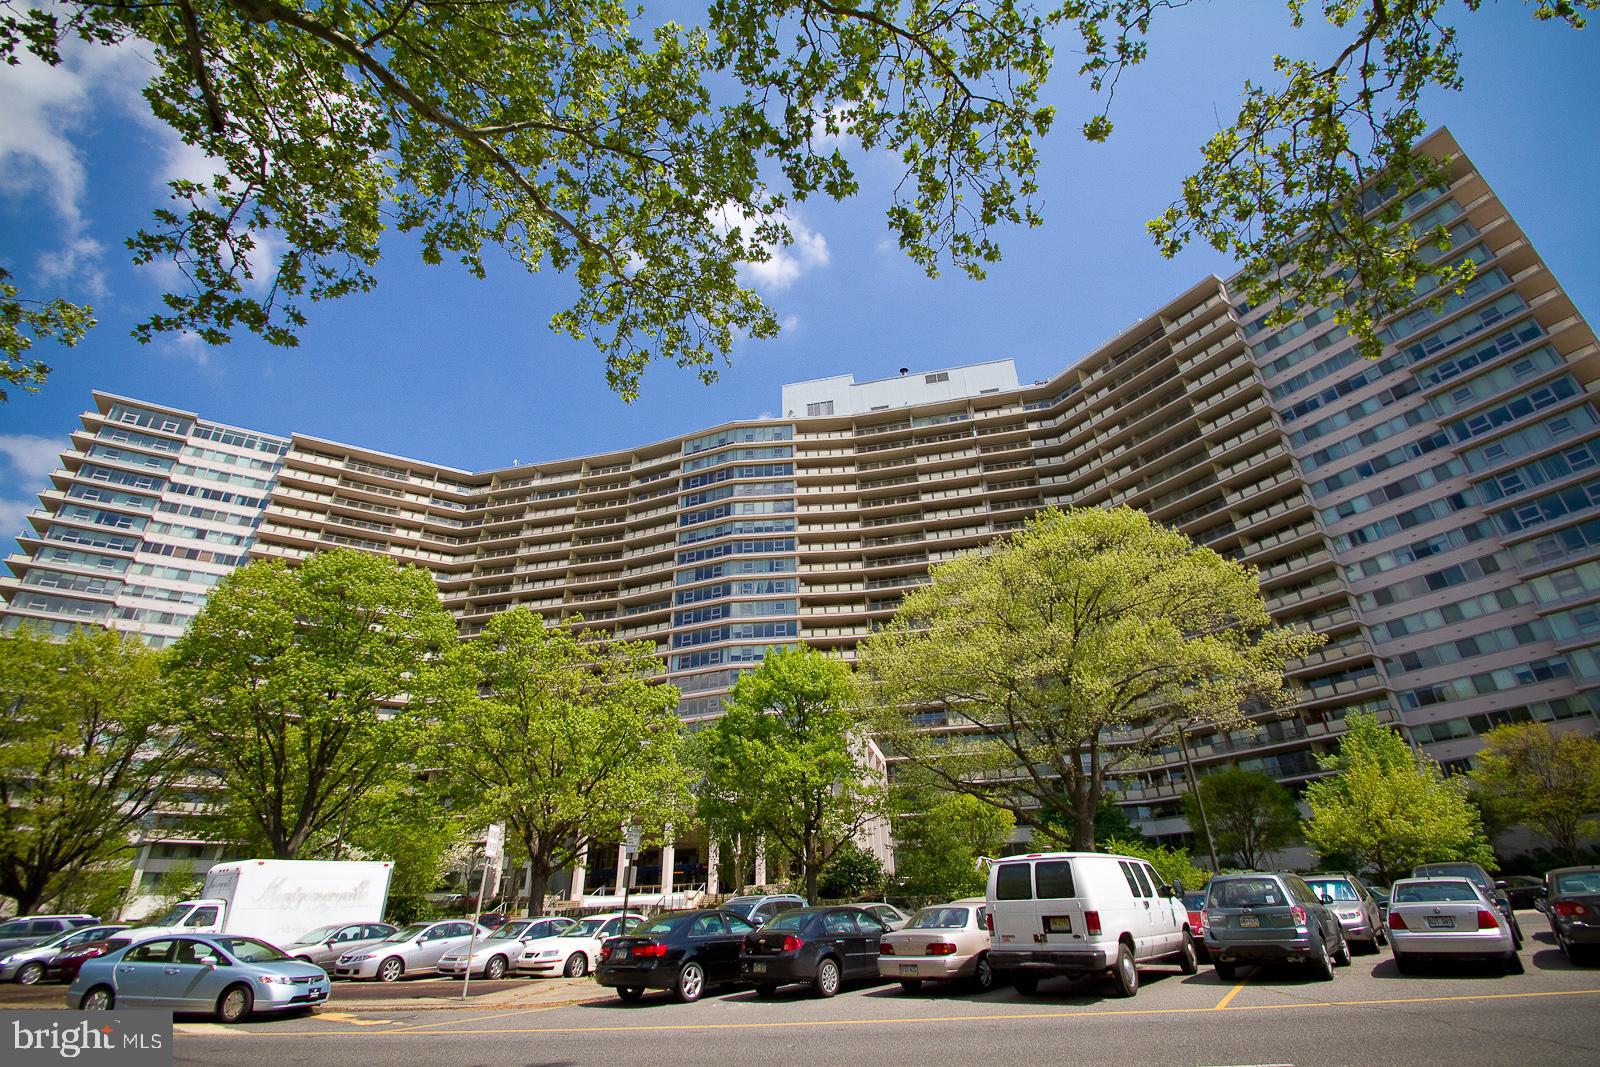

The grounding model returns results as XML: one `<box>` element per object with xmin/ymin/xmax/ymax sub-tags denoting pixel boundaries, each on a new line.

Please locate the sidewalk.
<box><xmin>0</xmin><ymin>976</ymin><xmax>612</xmax><ymax>1014</ymax></box>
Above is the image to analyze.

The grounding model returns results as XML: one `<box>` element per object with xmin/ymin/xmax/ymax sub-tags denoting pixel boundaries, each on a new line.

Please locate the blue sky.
<box><xmin>1</xmin><ymin>4</ymin><xmax>1597</xmax><ymax>547</ymax></box>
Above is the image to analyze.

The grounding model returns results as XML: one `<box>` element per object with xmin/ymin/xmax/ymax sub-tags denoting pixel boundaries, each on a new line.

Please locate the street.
<box><xmin>161</xmin><ymin>920</ymin><xmax>1600</xmax><ymax>1066</ymax></box>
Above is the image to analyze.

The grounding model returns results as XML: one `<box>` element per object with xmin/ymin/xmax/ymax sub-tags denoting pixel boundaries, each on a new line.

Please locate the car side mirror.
<box><xmin>1172</xmin><ymin>880</ymin><xmax>1184</xmax><ymax>898</ymax></box>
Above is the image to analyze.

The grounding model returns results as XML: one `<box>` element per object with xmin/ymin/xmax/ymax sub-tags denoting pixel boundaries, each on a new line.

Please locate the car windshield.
<box><xmin>294</xmin><ymin>925</ymin><xmax>342</xmax><ymax>944</ymax></box>
<box><xmin>488</xmin><ymin>921</ymin><xmax>534</xmax><ymax>940</ymax></box>
<box><xmin>560</xmin><ymin>919</ymin><xmax>606</xmax><ymax>938</ymax></box>
<box><xmin>634</xmin><ymin>915</ymin><xmax>690</xmax><ymax>938</ymax></box>
<box><xmin>1305</xmin><ymin>879</ymin><xmax>1359</xmax><ymax>901</ymax></box>
<box><xmin>1393</xmin><ymin>880</ymin><xmax>1478</xmax><ymax>903</ymax></box>
<box><xmin>382</xmin><ymin>923</ymin><xmax>431</xmax><ymax>942</ymax></box>
<box><xmin>907</xmin><ymin>907</ymin><xmax>970</xmax><ymax>930</ymax></box>
<box><xmin>764</xmin><ymin>911</ymin><xmax>815</xmax><ymax>932</ymax></box>
<box><xmin>149</xmin><ymin>906</ymin><xmax>192</xmax><ymax>927</ymax></box>
<box><xmin>216</xmin><ymin>937</ymin><xmax>290</xmax><ymax>963</ymax></box>
<box><xmin>1208</xmin><ymin>879</ymin><xmax>1287</xmax><ymax>908</ymax></box>
<box><xmin>1555</xmin><ymin>872</ymin><xmax>1600</xmax><ymax>894</ymax></box>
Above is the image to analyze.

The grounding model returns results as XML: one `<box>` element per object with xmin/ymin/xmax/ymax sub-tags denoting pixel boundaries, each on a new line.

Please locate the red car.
<box><xmin>1183</xmin><ymin>892</ymin><xmax>1210</xmax><ymax>962</ymax></box>
<box><xmin>43</xmin><ymin>936</ymin><xmax>132</xmax><ymax>983</ymax></box>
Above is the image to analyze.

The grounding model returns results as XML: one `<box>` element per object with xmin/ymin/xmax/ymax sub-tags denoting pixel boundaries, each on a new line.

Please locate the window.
<box><xmin>124</xmin><ymin>940</ymin><xmax>175</xmax><ymax>964</ymax></box>
<box><xmin>806</xmin><ymin>401</ymin><xmax>835</xmax><ymax>417</ymax></box>
<box><xmin>1035</xmin><ymin>861</ymin><xmax>1077</xmax><ymax>899</ymax></box>
<box><xmin>175</xmin><ymin>940</ymin><xmax>222</xmax><ymax>966</ymax></box>
<box><xmin>1118</xmin><ymin>861</ymin><xmax>1143</xmax><ymax>897</ymax></box>
<box><xmin>994</xmin><ymin>863</ymin><xmax>1033</xmax><ymax>900</ymax></box>
<box><xmin>185</xmin><ymin>907</ymin><xmax>219</xmax><ymax>927</ymax></box>
<box><xmin>824</xmin><ymin>912</ymin><xmax>855</xmax><ymax>935</ymax></box>
<box><xmin>924</xmin><ymin>372</ymin><xmax>950</xmax><ymax>384</ymax></box>
<box><xmin>690</xmin><ymin>914</ymin><xmax>727</xmax><ymax>937</ymax></box>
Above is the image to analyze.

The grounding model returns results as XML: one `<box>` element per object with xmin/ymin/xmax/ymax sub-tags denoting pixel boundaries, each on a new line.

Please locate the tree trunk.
<box><xmin>805</xmin><ymin>862</ymin><xmax>820</xmax><ymax>904</ymax></box>
<box><xmin>527</xmin><ymin>864</ymin><xmax>550</xmax><ymax>917</ymax></box>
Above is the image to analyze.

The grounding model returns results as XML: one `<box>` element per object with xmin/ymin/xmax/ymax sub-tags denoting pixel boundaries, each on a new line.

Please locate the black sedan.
<box><xmin>595</xmin><ymin>909</ymin><xmax>757</xmax><ymax>1003</ymax></box>
<box><xmin>739</xmin><ymin>906</ymin><xmax>888</xmax><ymax>998</ymax></box>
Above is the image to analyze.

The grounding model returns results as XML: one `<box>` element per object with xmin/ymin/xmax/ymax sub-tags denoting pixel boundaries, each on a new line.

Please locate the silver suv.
<box><xmin>0</xmin><ymin>915</ymin><xmax>98</xmax><ymax>957</ymax></box>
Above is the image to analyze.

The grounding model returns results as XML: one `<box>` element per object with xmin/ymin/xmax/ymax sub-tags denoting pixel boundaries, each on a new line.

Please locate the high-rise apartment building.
<box><xmin>4</xmin><ymin>129</ymin><xmax>1596</xmax><ymax>884</ymax></box>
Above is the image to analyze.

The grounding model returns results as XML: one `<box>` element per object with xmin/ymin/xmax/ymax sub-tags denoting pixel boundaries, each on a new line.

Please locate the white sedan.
<box><xmin>437</xmin><ymin>917</ymin><xmax>575</xmax><ymax>979</ymax></box>
<box><xmin>1387</xmin><ymin>877</ymin><xmax>1522</xmax><ymax>974</ymax></box>
<box><xmin>517</xmin><ymin>913</ymin><xmax>644</xmax><ymax>978</ymax></box>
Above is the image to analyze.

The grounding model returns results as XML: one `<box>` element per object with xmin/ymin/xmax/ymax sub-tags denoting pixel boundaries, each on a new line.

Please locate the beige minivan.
<box><xmin>985</xmin><ymin>851</ymin><xmax>1198</xmax><ymax>997</ymax></box>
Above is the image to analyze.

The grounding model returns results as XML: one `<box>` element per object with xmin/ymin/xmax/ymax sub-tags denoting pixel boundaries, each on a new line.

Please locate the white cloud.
<box><xmin>711</xmin><ymin>203</ymin><xmax>832</xmax><ymax>294</ymax></box>
<box><xmin>0</xmin><ymin>434</ymin><xmax>69</xmax><ymax>483</ymax></box>
<box><xmin>0</xmin><ymin>497</ymin><xmax>37</xmax><ymax>541</ymax></box>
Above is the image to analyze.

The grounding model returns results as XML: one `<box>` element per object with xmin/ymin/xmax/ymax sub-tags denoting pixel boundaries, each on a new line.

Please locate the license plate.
<box><xmin>616</xmin><ymin>948</ymin><xmax>630</xmax><ymax>960</ymax></box>
<box><xmin>1425</xmin><ymin>916</ymin><xmax>1455</xmax><ymax>929</ymax></box>
<box><xmin>751</xmin><ymin>962</ymin><xmax>767</xmax><ymax>974</ymax></box>
<box><xmin>900</xmin><ymin>964</ymin><xmax>919</xmax><ymax>976</ymax></box>
<box><xmin>310</xmin><ymin>990</ymin><xmax>326</xmax><ymax>1000</ymax></box>
<box><xmin>1239</xmin><ymin>915</ymin><xmax>1260</xmax><ymax>928</ymax></box>
<box><xmin>1044</xmin><ymin>915</ymin><xmax>1073</xmax><ymax>934</ymax></box>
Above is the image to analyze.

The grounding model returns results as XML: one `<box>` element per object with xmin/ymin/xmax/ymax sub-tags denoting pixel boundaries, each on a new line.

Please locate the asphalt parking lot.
<box><xmin>146</xmin><ymin>913</ymin><xmax>1598</xmax><ymax>1066</ymax></box>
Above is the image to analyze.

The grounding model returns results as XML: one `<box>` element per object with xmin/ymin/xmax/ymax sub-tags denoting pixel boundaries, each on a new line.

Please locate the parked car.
<box><xmin>282</xmin><ymin>922</ymin><xmax>399</xmax><ymax>970</ymax></box>
<box><xmin>878</xmin><ymin>898</ymin><xmax>992</xmax><ymax>992</ymax></box>
<box><xmin>0</xmin><ymin>915</ymin><xmax>98</xmax><ymax>956</ymax></box>
<box><xmin>1203</xmin><ymin>872</ymin><xmax>1350</xmax><ymax>981</ymax></box>
<box><xmin>595</xmin><ymin>909</ymin><xmax>757</xmax><ymax>1002</ymax></box>
<box><xmin>721</xmin><ymin>894</ymin><xmax>808</xmax><ymax>926</ymax></box>
<box><xmin>0</xmin><ymin>925</ymin><xmax>127</xmax><ymax>985</ymax></box>
<box><xmin>1412</xmin><ymin>862</ymin><xmax>1521</xmax><ymax>946</ymax></box>
<box><xmin>1542</xmin><ymin>865</ymin><xmax>1600</xmax><ymax>965</ymax></box>
<box><xmin>1387</xmin><ymin>876</ymin><xmax>1521</xmax><ymax>974</ymax></box>
<box><xmin>1303</xmin><ymin>873</ymin><xmax>1386</xmax><ymax>954</ymax></box>
<box><xmin>333</xmin><ymin>920</ymin><xmax>488</xmax><ymax>982</ymax></box>
<box><xmin>855</xmin><ymin>902</ymin><xmax>911</xmax><ymax>931</ymax></box>
<box><xmin>45</xmin><ymin>936</ymin><xmax>134</xmax><ymax>984</ymax></box>
<box><xmin>1370</xmin><ymin>886</ymin><xmax>1392</xmax><ymax>923</ymax></box>
<box><xmin>1182</xmin><ymin>891</ymin><xmax>1210</xmax><ymax>962</ymax></box>
<box><xmin>740</xmin><ymin>906</ymin><xmax>888</xmax><ymax>998</ymax></box>
<box><xmin>986</xmin><ymin>851</ymin><xmax>1197</xmax><ymax>998</ymax></box>
<box><xmin>1501</xmin><ymin>876</ymin><xmax>1547</xmax><ymax>911</ymax></box>
<box><xmin>69</xmin><ymin>934</ymin><xmax>331</xmax><ymax>1022</ymax></box>
<box><xmin>438</xmin><ymin>916</ymin><xmax>576</xmax><ymax>979</ymax></box>
<box><xmin>517</xmin><ymin>913</ymin><xmax>643</xmax><ymax>978</ymax></box>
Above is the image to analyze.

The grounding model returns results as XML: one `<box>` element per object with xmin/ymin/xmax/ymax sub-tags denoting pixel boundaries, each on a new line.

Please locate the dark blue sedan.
<box><xmin>68</xmin><ymin>934</ymin><xmax>331</xmax><ymax>1022</ymax></box>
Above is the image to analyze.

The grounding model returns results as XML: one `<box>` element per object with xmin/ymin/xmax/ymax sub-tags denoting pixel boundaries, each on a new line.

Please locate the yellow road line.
<box><xmin>1213</xmin><ymin>984</ymin><xmax>1246</xmax><ymax>1010</ymax></box>
<box><xmin>184</xmin><ymin>986</ymin><xmax>1600</xmax><ymax>1039</ymax></box>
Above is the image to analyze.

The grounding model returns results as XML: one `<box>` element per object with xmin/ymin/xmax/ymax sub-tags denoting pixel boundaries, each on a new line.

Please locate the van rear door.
<box><xmin>1033</xmin><ymin>859</ymin><xmax>1087</xmax><ymax>945</ymax></box>
<box><xmin>989</xmin><ymin>861</ymin><xmax>1037</xmax><ymax>950</ymax></box>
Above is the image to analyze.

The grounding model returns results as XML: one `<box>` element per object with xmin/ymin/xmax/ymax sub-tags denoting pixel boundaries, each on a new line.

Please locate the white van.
<box><xmin>984</xmin><ymin>851</ymin><xmax>1197</xmax><ymax>996</ymax></box>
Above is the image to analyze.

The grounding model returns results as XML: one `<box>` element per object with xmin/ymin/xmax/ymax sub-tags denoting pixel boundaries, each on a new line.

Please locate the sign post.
<box><xmin>620</xmin><ymin>825</ymin><xmax>641</xmax><ymax>930</ymax></box>
<box><xmin>461</xmin><ymin>822</ymin><xmax>505</xmax><ymax>1001</ymax></box>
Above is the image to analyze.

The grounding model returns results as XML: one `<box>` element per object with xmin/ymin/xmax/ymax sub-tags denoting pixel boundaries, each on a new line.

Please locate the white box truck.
<box><xmin>125</xmin><ymin>859</ymin><xmax>393</xmax><ymax>950</ymax></box>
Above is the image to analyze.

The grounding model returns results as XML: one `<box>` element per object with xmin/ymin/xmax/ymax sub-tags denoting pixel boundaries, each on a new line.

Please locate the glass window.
<box><xmin>124</xmin><ymin>940</ymin><xmax>175</xmax><ymax>964</ymax></box>
<box><xmin>907</xmin><ymin>907</ymin><xmax>972</xmax><ymax>930</ymax></box>
<box><xmin>1117</xmin><ymin>861</ymin><xmax>1143</xmax><ymax>897</ymax></box>
<box><xmin>185</xmin><ymin>907</ymin><xmax>219</xmax><ymax>927</ymax></box>
<box><xmin>1035</xmin><ymin>861</ymin><xmax>1078</xmax><ymax>899</ymax></box>
<box><xmin>823</xmin><ymin>912</ymin><xmax>855</xmax><ymax>935</ymax></box>
<box><xmin>725</xmin><ymin>915</ymin><xmax>757</xmax><ymax>936</ymax></box>
<box><xmin>690</xmin><ymin>914</ymin><xmax>727</xmax><ymax>937</ymax></box>
<box><xmin>994</xmin><ymin>863</ymin><xmax>1033</xmax><ymax>900</ymax></box>
<box><xmin>216</xmin><ymin>937</ymin><xmax>287</xmax><ymax>963</ymax></box>
<box><xmin>1392</xmin><ymin>880</ymin><xmax>1479</xmax><ymax>903</ymax></box>
<box><xmin>1209</xmin><ymin>879</ymin><xmax>1286</xmax><ymax>908</ymax></box>
<box><xmin>175</xmin><ymin>940</ymin><xmax>223</xmax><ymax>966</ymax></box>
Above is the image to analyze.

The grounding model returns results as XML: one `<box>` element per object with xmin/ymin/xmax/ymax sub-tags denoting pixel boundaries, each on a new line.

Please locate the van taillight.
<box><xmin>1084</xmin><ymin>911</ymin><xmax>1101</xmax><ymax>937</ymax></box>
<box><xmin>985</xmin><ymin>912</ymin><xmax>994</xmax><ymax>933</ymax></box>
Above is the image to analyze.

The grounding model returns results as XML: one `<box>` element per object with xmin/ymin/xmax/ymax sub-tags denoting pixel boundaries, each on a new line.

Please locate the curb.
<box><xmin>324</xmin><ymin>987</ymin><xmax>613</xmax><ymax>1014</ymax></box>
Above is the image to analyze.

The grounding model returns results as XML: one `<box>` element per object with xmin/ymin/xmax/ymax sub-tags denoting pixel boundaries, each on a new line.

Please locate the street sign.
<box><xmin>484</xmin><ymin>822</ymin><xmax>505</xmax><ymax>861</ymax></box>
<box><xmin>624</xmin><ymin>825</ymin><xmax>642</xmax><ymax>857</ymax></box>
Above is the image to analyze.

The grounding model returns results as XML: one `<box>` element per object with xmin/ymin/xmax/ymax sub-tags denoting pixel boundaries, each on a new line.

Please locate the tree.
<box><xmin>1302</xmin><ymin>711</ymin><xmax>1494</xmax><ymax>885</ymax></box>
<box><xmin>1181</xmin><ymin>767</ymin><xmax>1301</xmax><ymax>870</ymax></box>
<box><xmin>1</xmin><ymin>267</ymin><xmax>94</xmax><ymax>401</ymax></box>
<box><xmin>335</xmin><ymin>776</ymin><xmax>465</xmax><ymax>903</ymax></box>
<box><xmin>1470</xmin><ymin>722</ymin><xmax>1600</xmax><ymax>865</ymax></box>
<box><xmin>430</xmin><ymin>608</ymin><xmax>692</xmax><ymax>915</ymax></box>
<box><xmin>690</xmin><ymin>645</ymin><xmax>885</xmax><ymax>904</ymax></box>
<box><xmin>1100</xmin><ymin>838</ymin><xmax>1211</xmax><ymax>895</ymax></box>
<box><xmin>892</xmin><ymin>787</ymin><xmax>1015</xmax><ymax>901</ymax></box>
<box><xmin>165</xmin><ymin>548</ymin><xmax>457</xmax><ymax>859</ymax></box>
<box><xmin>860</xmin><ymin>506</ymin><xmax>1322</xmax><ymax>851</ymax></box>
<box><xmin>3</xmin><ymin>3</ymin><xmax>1591</xmax><ymax>400</ymax></box>
<box><xmin>818</xmin><ymin>841</ymin><xmax>886</xmax><ymax>900</ymax></box>
<box><xmin>1029</xmin><ymin>795</ymin><xmax>1143</xmax><ymax>851</ymax></box>
<box><xmin>0</xmin><ymin>626</ymin><xmax>191</xmax><ymax>914</ymax></box>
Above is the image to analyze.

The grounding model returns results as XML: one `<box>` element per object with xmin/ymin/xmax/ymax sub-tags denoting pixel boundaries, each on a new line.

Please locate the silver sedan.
<box><xmin>334</xmin><ymin>920</ymin><xmax>488</xmax><ymax>982</ymax></box>
<box><xmin>878</xmin><ymin>899</ymin><xmax>992</xmax><ymax>992</ymax></box>
<box><xmin>282</xmin><ymin>923</ymin><xmax>399</xmax><ymax>971</ymax></box>
<box><xmin>437</xmin><ymin>917</ymin><xmax>576</xmax><ymax>979</ymax></box>
<box><xmin>1387</xmin><ymin>877</ymin><xmax>1521</xmax><ymax>974</ymax></box>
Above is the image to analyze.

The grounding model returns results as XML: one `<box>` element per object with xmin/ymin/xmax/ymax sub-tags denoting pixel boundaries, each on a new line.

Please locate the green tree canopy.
<box><xmin>431</xmin><ymin>608</ymin><xmax>692</xmax><ymax>914</ymax></box>
<box><xmin>165</xmin><ymin>548</ymin><xmax>457</xmax><ymax>859</ymax></box>
<box><xmin>1302</xmin><ymin>711</ymin><xmax>1493</xmax><ymax>885</ymax></box>
<box><xmin>1469</xmin><ymin>722</ymin><xmax>1600</xmax><ymax>865</ymax></box>
<box><xmin>1100</xmin><ymin>838</ymin><xmax>1211</xmax><ymax>896</ymax></box>
<box><xmin>892</xmin><ymin>787</ymin><xmax>1015</xmax><ymax>901</ymax></box>
<box><xmin>859</xmin><ymin>506</ymin><xmax>1322</xmax><ymax>850</ymax></box>
<box><xmin>818</xmin><ymin>841</ymin><xmax>886</xmax><ymax>900</ymax></box>
<box><xmin>3</xmin><ymin>1</ymin><xmax>1592</xmax><ymax>399</ymax></box>
<box><xmin>690</xmin><ymin>645</ymin><xmax>885</xmax><ymax>903</ymax></box>
<box><xmin>1181</xmin><ymin>767</ymin><xmax>1301</xmax><ymax>871</ymax></box>
<box><xmin>0</xmin><ymin>626</ymin><xmax>191</xmax><ymax>914</ymax></box>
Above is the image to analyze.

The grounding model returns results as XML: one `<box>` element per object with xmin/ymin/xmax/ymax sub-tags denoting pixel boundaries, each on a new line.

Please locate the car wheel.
<box><xmin>1333</xmin><ymin>935</ymin><xmax>1352</xmax><ymax>967</ymax></box>
<box><xmin>80</xmin><ymin>986</ymin><xmax>114</xmax><ymax>1011</ymax></box>
<box><xmin>617</xmin><ymin>986</ymin><xmax>644</xmax><ymax>1002</ymax></box>
<box><xmin>1313</xmin><ymin>936</ymin><xmax>1335</xmax><ymax>981</ymax></box>
<box><xmin>814</xmin><ymin>957</ymin><xmax>841</xmax><ymax>998</ymax></box>
<box><xmin>1178</xmin><ymin>931</ymin><xmax>1199</xmax><ymax>976</ymax></box>
<box><xmin>676</xmin><ymin>961</ymin><xmax>706</xmax><ymax>1003</ymax></box>
<box><xmin>16</xmin><ymin>961</ymin><xmax>44</xmax><ymax>986</ymax></box>
<box><xmin>899</xmin><ymin>979</ymin><xmax>923</xmax><ymax>993</ymax></box>
<box><xmin>485</xmin><ymin>955</ymin><xmax>508</xmax><ymax>981</ymax></box>
<box><xmin>563</xmin><ymin>953</ymin><xmax>588</xmax><ymax>978</ymax></box>
<box><xmin>970</xmin><ymin>953</ymin><xmax>994</xmax><ymax>993</ymax></box>
<box><xmin>1012</xmin><ymin>976</ymin><xmax>1039</xmax><ymax>996</ymax></box>
<box><xmin>217</xmin><ymin>984</ymin><xmax>254</xmax><ymax>1024</ymax></box>
<box><xmin>1212</xmin><ymin>961</ymin><xmax>1236</xmax><ymax>981</ymax></box>
<box><xmin>1504</xmin><ymin>951</ymin><xmax>1525</xmax><ymax>976</ymax></box>
<box><xmin>1111</xmin><ymin>942</ymin><xmax>1138</xmax><ymax>998</ymax></box>
<box><xmin>755</xmin><ymin>983</ymin><xmax>779</xmax><ymax>998</ymax></box>
<box><xmin>377</xmin><ymin>957</ymin><xmax>404</xmax><ymax>983</ymax></box>
<box><xmin>1392</xmin><ymin>952</ymin><xmax>1413</xmax><ymax>975</ymax></box>
<box><xmin>1376</xmin><ymin>926</ymin><xmax>1388</xmax><ymax>947</ymax></box>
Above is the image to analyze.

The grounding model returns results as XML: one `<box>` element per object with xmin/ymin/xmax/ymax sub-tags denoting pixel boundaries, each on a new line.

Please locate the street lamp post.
<box><xmin>1178</xmin><ymin>724</ymin><xmax>1220</xmax><ymax>873</ymax></box>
